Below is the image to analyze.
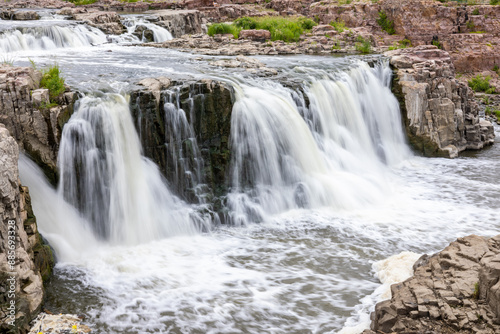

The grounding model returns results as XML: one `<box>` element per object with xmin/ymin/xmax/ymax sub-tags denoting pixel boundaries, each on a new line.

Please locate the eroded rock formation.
<box><xmin>148</xmin><ymin>9</ymin><xmax>203</xmax><ymax>38</ymax></box>
<box><xmin>0</xmin><ymin>65</ymin><xmax>76</xmax><ymax>185</ymax></box>
<box><xmin>0</xmin><ymin>125</ymin><xmax>54</xmax><ymax>334</ymax></box>
<box><xmin>130</xmin><ymin>77</ymin><xmax>234</xmax><ymax>202</ymax></box>
<box><xmin>387</xmin><ymin>46</ymin><xmax>494</xmax><ymax>158</ymax></box>
<box><xmin>366</xmin><ymin>234</ymin><xmax>500</xmax><ymax>334</ymax></box>
<box><xmin>58</xmin><ymin>8</ymin><xmax>126</xmax><ymax>35</ymax></box>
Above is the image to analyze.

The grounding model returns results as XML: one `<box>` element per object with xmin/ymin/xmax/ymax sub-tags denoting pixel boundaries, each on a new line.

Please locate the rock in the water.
<box><xmin>386</xmin><ymin>46</ymin><xmax>495</xmax><ymax>158</ymax></box>
<box><xmin>370</xmin><ymin>234</ymin><xmax>500</xmax><ymax>333</ymax></box>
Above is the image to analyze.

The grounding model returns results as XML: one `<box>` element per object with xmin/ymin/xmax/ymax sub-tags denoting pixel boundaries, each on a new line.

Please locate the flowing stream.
<box><xmin>4</xmin><ymin>10</ymin><xmax>500</xmax><ymax>334</ymax></box>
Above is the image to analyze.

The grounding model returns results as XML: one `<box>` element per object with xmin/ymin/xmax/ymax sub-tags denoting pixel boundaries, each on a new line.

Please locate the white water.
<box><xmin>121</xmin><ymin>16</ymin><xmax>173</xmax><ymax>43</ymax></box>
<box><xmin>0</xmin><ymin>25</ymin><xmax>108</xmax><ymax>52</ymax></box>
<box><xmin>57</xmin><ymin>94</ymin><xmax>207</xmax><ymax>244</ymax></box>
<box><xmin>228</xmin><ymin>63</ymin><xmax>409</xmax><ymax>226</ymax></box>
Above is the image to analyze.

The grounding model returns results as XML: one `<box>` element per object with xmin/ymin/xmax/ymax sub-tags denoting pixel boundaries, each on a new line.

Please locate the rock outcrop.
<box><xmin>57</xmin><ymin>8</ymin><xmax>125</xmax><ymax>35</ymax></box>
<box><xmin>130</xmin><ymin>77</ymin><xmax>234</xmax><ymax>203</ymax></box>
<box><xmin>29</xmin><ymin>313</ymin><xmax>91</xmax><ymax>334</ymax></box>
<box><xmin>147</xmin><ymin>10</ymin><xmax>203</xmax><ymax>38</ymax></box>
<box><xmin>366</xmin><ymin>234</ymin><xmax>500</xmax><ymax>334</ymax></box>
<box><xmin>0</xmin><ymin>10</ymin><xmax>40</xmax><ymax>21</ymax></box>
<box><xmin>387</xmin><ymin>46</ymin><xmax>495</xmax><ymax>158</ymax></box>
<box><xmin>0</xmin><ymin>65</ymin><xmax>76</xmax><ymax>185</ymax></box>
<box><xmin>0</xmin><ymin>125</ymin><xmax>54</xmax><ymax>334</ymax></box>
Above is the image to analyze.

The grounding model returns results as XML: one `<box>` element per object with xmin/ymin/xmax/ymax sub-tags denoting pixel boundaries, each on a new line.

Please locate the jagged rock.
<box><xmin>0</xmin><ymin>125</ymin><xmax>54</xmax><ymax>334</ymax></box>
<box><xmin>147</xmin><ymin>9</ymin><xmax>202</xmax><ymax>38</ymax></box>
<box><xmin>370</xmin><ymin>234</ymin><xmax>500</xmax><ymax>333</ymax></box>
<box><xmin>0</xmin><ymin>0</ymin><xmax>73</xmax><ymax>9</ymax></box>
<box><xmin>12</xmin><ymin>11</ymin><xmax>39</xmax><ymax>20</ymax></box>
<box><xmin>239</xmin><ymin>29</ymin><xmax>271</xmax><ymax>42</ymax></box>
<box><xmin>60</xmin><ymin>9</ymin><xmax>126</xmax><ymax>35</ymax></box>
<box><xmin>0</xmin><ymin>65</ymin><xmax>76</xmax><ymax>184</ymax></box>
<box><xmin>386</xmin><ymin>46</ymin><xmax>495</xmax><ymax>158</ymax></box>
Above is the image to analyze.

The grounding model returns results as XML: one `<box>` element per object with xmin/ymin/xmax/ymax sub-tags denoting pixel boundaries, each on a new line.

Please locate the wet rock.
<box><xmin>131</xmin><ymin>77</ymin><xmax>234</xmax><ymax>202</ymax></box>
<box><xmin>0</xmin><ymin>65</ymin><xmax>76</xmax><ymax>184</ymax></box>
<box><xmin>0</xmin><ymin>125</ymin><xmax>54</xmax><ymax>334</ymax></box>
<box><xmin>370</xmin><ymin>234</ymin><xmax>500</xmax><ymax>333</ymax></box>
<box><xmin>60</xmin><ymin>8</ymin><xmax>126</xmax><ymax>35</ymax></box>
<box><xmin>386</xmin><ymin>46</ymin><xmax>495</xmax><ymax>158</ymax></box>
<box><xmin>239</xmin><ymin>29</ymin><xmax>271</xmax><ymax>42</ymax></box>
<box><xmin>133</xmin><ymin>25</ymin><xmax>155</xmax><ymax>42</ymax></box>
<box><xmin>12</xmin><ymin>10</ymin><xmax>40</xmax><ymax>20</ymax></box>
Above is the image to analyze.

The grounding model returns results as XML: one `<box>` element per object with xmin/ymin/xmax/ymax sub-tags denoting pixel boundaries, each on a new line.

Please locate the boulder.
<box><xmin>239</xmin><ymin>29</ymin><xmax>271</xmax><ymax>42</ymax></box>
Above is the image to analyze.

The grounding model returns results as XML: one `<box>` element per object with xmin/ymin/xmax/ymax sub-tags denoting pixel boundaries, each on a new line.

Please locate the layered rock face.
<box><xmin>367</xmin><ymin>234</ymin><xmax>500</xmax><ymax>334</ymax></box>
<box><xmin>57</xmin><ymin>8</ymin><xmax>126</xmax><ymax>35</ymax></box>
<box><xmin>148</xmin><ymin>10</ymin><xmax>203</xmax><ymax>37</ymax></box>
<box><xmin>0</xmin><ymin>125</ymin><xmax>54</xmax><ymax>334</ymax></box>
<box><xmin>130</xmin><ymin>77</ymin><xmax>234</xmax><ymax>202</ymax></box>
<box><xmin>0</xmin><ymin>65</ymin><xmax>76</xmax><ymax>185</ymax></box>
<box><xmin>387</xmin><ymin>46</ymin><xmax>494</xmax><ymax>158</ymax></box>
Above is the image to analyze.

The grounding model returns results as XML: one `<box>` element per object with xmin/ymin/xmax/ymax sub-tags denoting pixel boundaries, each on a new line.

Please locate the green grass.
<box><xmin>207</xmin><ymin>23</ymin><xmax>240</xmax><ymax>39</ymax></box>
<box><xmin>40</xmin><ymin>64</ymin><xmax>66</xmax><ymax>103</ymax></box>
<box><xmin>388</xmin><ymin>38</ymin><xmax>412</xmax><ymax>50</ymax></box>
<box><xmin>234</xmin><ymin>16</ymin><xmax>317</xmax><ymax>42</ymax></box>
<box><xmin>472</xmin><ymin>8</ymin><xmax>480</xmax><ymax>15</ymax></box>
<box><xmin>468</xmin><ymin>74</ymin><xmax>496</xmax><ymax>94</ymax></box>
<box><xmin>491</xmin><ymin>0</ymin><xmax>499</xmax><ymax>5</ymax></box>
<box><xmin>355</xmin><ymin>36</ymin><xmax>371</xmax><ymax>54</ymax></box>
<box><xmin>432</xmin><ymin>39</ymin><xmax>442</xmax><ymax>49</ymax></box>
<box><xmin>377</xmin><ymin>11</ymin><xmax>395</xmax><ymax>35</ymax></box>
<box><xmin>330</xmin><ymin>19</ymin><xmax>347</xmax><ymax>33</ymax></box>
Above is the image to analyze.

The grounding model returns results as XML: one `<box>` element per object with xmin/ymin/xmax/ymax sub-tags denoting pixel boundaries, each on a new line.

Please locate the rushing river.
<box><xmin>3</xmin><ymin>10</ymin><xmax>500</xmax><ymax>334</ymax></box>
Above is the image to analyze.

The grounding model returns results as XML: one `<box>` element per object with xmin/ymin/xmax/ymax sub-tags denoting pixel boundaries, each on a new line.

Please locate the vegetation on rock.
<box><xmin>207</xmin><ymin>23</ymin><xmax>240</xmax><ymax>39</ymax></box>
<box><xmin>40</xmin><ymin>64</ymin><xmax>66</xmax><ymax>103</ymax></box>
<box><xmin>330</xmin><ymin>19</ymin><xmax>347</xmax><ymax>33</ymax></box>
<box><xmin>234</xmin><ymin>16</ymin><xmax>317</xmax><ymax>42</ymax></box>
<box><xmin>468</xmin><ymin>74</ymin><xmax>496</xmax><ymax>94</ymax></box>
<box><xmin>355</xmin><ymin>36</ymin><xmax>371</xmax><ymax>53</ymax></box>
<box><xmin>377</xmin><ymin>10</ymin><xmax>395</xmax><ymax>35</ymax></box>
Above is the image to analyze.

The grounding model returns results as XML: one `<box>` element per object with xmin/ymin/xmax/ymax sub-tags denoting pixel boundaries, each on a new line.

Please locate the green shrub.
<box><xmin>472</xmin><ymin>8</ymin><xmax>480</xmax><ymax>15</ymax></box>
<box><xmin>355</xmin><ymin>36</ymin><xmax>371</xmax><ymax>54</ymax></box>
<box><xmin>432</xmin><ymin>39</ymin><xmax>442</xmax><ymax>49</ymax></box>
<box><xmin>234</xmin><ymin>16</ymin><xmax>317</xmax><ymax>42</ymax></box>
<box><xmin>377</xmin><ymin>10</ymin><xmax>395</xmax><ymax>35</ymax></box>
<box><xmin>491</xmin><ymin>0</ymin><xmax>499</xmax><ymax>5</ymax></box>
<box><xmin>330</xmin><ymin>19</ymin><xmax>347</xmax><ymax>33</ymax></box>
<box><xmin>466</xmin><ymin>20</ymin><xmax>475</xmax><ymax>30</ymax></box>
<box><xmin>468</xmin><ymin>74</ymin><xmax>496</xmax><ymax>94</ymax></box>
<box><xmin>40</xmin><ymin>64</ymin><xmax>66</xmax><ymax>103</ymax></box>
<box><xmin>388</xmin><ymin>38</ymin><xmax>412</xmax><ymax>50</ymax></box>
<box><xmin>207</xmin><ymin>23</ymin><xmax>240</xmax><ymax>39</ymax></box>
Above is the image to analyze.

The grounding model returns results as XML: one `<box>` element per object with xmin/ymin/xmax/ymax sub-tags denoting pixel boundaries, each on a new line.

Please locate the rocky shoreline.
<box><xmin>364</xmin><ymin>234</ymin><xmax>500</xmax><ymax>334</ymax></box>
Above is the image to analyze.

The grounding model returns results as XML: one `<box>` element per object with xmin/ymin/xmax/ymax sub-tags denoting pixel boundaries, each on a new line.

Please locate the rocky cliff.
<box><xmin>130</xmin><ymin>77</ymin><xmax>234</xmax><ymax>204</ymax></box>
<box><xmin>0</xmin><ymin>125</ymin><xmax>54</xmax><ymax>334</ymax></box>
<box><xmin>387</xmin><ymin>46</ymin><xmax>494</xmax><ymax>158</ymax></box>
<box><xmin>365</xmin><ymin>234</ymin><xmax>500</xmax><ymax>334</ymax></box>
<box><xmin>0</xmin><ymin>65</ymin><xmax>76</xmax><ymax>185</ymax></box>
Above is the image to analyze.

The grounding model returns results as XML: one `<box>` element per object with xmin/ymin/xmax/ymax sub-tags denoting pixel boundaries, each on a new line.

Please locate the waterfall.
<box><xmin>0</xmin><ymin>24</ymin><xmax>108</xmax><ymax>52</ymax></box>
<box><xmin>121</xmin><ymin>17</ymin><xmax>173</xmax><ymax>43</ymax></box>
<box><xmin>227</xmin><ymin>61</ymin><xmax>410</xmax><ymax>226</ymax></box>
<box><xmin>162</xmin><ymin>87</ymin><xmax>207</xmax><ymax>203</ymax></box>
<box><xmin>57</xmin><ymin>94</ymin><xmax>207</xmax><ymax>245</ymax></box>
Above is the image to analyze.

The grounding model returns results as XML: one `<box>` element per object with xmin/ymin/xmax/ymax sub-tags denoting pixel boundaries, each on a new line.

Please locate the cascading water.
<box><xmin>228</xmin><ymin>61</ymin><xmax>410</xmax><ymax>226</ymax></box>
<box><xmin>58</xmin><ymin>93</ymin><xmax>208</xmax><ymax>244</ymax></box>
<box><xmin>162</xmin><ymin>86</ymin><xmax>207</xmax><ymax>203</ymax></box>
<box><xmin>121</xmin><ymin>16</ymin><xmax>173</xmax><ymax>43</ymax></box>
<box><xmin>0</xmin><ymin>24</ymin><xmax>108</xmax><ymax>52</ymax></box>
